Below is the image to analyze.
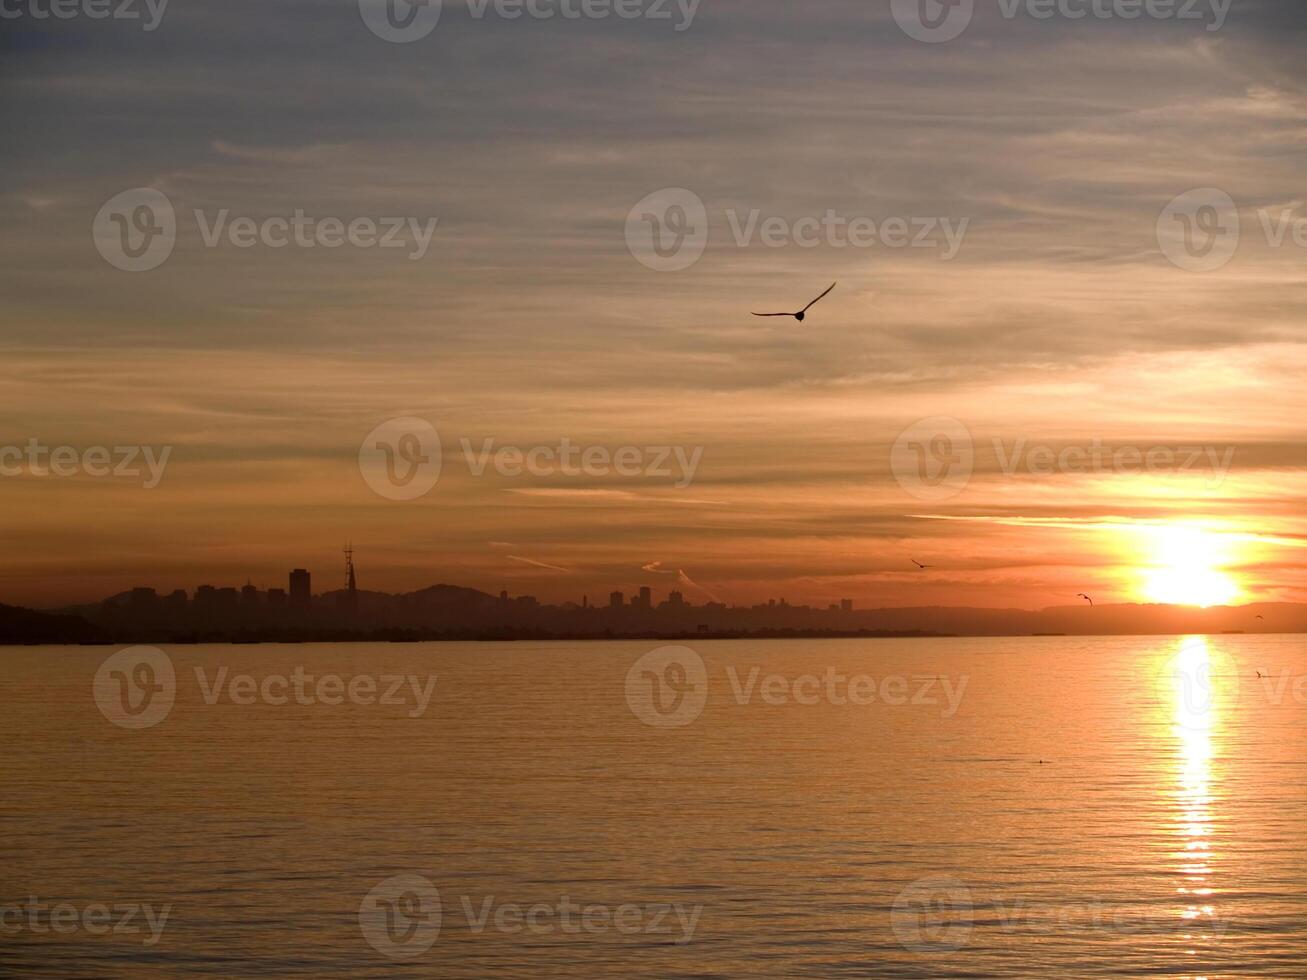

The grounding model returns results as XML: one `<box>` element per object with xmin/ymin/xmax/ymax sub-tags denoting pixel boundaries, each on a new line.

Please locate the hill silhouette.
<box><xmin>0</xmin><ymin>603</ymin><xmax>103</xmax><ymax>644</ymax></box>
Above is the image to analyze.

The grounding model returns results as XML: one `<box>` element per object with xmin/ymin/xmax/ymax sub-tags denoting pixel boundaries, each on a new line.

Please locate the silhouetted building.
<box><xmin>841</xmin><ymin>599</ymin><xmax>854</xmax><ymax>613</ymax></box>
<box><xmin>267</xmin><ymin>588</ymin><xmax>287</xmax><ymax>608</ymax></box>
<box><xmin>289</xmin><ymin>569</ymin><xmax>311</xmax><ymax>609</ymax></box>
<box><xmin>194</xmin><ymin>585</ymin><xmax>218</xmax><ymax>614</ymax></box>
<box><xmin>637</xmin><ymin>586</ymin><xmax>653</xmax><ymax>609</ymax></box>
<box><xmin>241</xmin><ymin>583</ymin><xmax>260</xmax><ymax>606</ymax></box>
<box><xmin>609</xmin><ymin>591</ymin><xmax>624</xmax><ymax>609</ymax></box>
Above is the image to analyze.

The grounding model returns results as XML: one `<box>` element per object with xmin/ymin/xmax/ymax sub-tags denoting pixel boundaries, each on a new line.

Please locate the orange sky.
<box><xmin>3</xmin><ymin>2</ymin><xmax>1307</xmax><ymax>609</ymax></box>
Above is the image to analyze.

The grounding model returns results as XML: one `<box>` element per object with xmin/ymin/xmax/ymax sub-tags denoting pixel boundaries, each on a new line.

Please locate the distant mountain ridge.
<box><xmin>0</xmin><ymin>603</ymin><xmax>102</xmax><ymax>644</ymax></box>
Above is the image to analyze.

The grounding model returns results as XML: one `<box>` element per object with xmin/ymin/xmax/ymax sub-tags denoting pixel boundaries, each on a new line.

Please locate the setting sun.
<box><xmin>1140</xmin><ymin>526</ymin><xmax>1241</xmax><ymax>608</ymax></box>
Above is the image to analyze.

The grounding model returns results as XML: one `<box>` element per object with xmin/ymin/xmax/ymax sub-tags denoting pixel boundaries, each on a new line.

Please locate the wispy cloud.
<box><xmin>506</xmin><ymin>555</ymin><xmax>572</xmax><ymax>573</ymax></box>
<box><xmin>4</xmin><ymin>2</ymin><xmax>1307</xmax><ymax>607</ymax></box>
<box><xmin>642</xmin><ymin>561</ymin><xmax>720</xmax><ymax>602</ymax></box>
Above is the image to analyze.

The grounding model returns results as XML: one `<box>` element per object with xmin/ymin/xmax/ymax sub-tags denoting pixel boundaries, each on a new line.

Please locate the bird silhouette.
<box><xmin>911</xmin><ymin>559</ymin><xmax>932</xmax><ymax>569</ymax></box>
<box><xmin>1077</xmin><ymin>594</ymin><xmax>1094</xmax><ymax>606</ymax></box>
<box><xmin>753</xmin><ymin>282</ymin><xmax>836</xmax><ymax>322</ymax></box>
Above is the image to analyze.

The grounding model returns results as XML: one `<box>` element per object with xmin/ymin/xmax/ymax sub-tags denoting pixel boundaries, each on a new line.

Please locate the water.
<box><xmin>3</xmin><ymin>635</ymin><xmax>1305</xmax><ymax>977</ymax></box>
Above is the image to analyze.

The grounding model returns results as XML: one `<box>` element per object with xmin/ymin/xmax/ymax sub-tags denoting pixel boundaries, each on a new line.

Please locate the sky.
<box><xmin>2</xmin><ymin>0</ymin><xmax>1307</xmax><ymax>609</ymax></box>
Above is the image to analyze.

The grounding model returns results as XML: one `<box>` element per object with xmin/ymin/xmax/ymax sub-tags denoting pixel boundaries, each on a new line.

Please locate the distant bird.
<box><xmin>1256</xmin><ymin>671</ymin><xmax>1265</xmax><ymax>679</ymax></box>
<box><xmin>1077</xmin><ymin>594</ymin><xmax>1094</xmax><ymax>607</ymax></box>
<box><xmin>911</xmin><ymin>559</ymin><xmax>932</xmax><ymax>570</ymax></box>
<box><xmin>1256</xmin><ymin>615</ymin><xmax>1265</xmax><ymax>621</ymax></box>
<box><xmin>753</xmin><ymin>282</ymin><xmax>836</xmax><ymax>323</ymax></box>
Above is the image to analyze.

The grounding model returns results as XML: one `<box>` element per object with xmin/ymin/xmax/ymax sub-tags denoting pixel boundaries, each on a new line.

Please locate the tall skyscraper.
<box><xmin>338</xmin><ymin>546</ymin><xmax>358</xmax><ymax>614</ymax></box>
<box><xmin>638</xmin><ymin>586</ymin><xmax>653</xmax><ymax>609</ymax></box>
<box><xmin>289</xmin><ymin>568</ymin><xmax>311</xmax><ymax>608</ymax></box>
<box><xmin>194</xmin><ymin>585</ymin><xmax>217</xmax><ymax>614</ymax></box>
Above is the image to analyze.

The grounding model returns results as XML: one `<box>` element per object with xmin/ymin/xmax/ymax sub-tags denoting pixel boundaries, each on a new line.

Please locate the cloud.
<box><xmin>642</xmin><ymin>561</ymin><xmax>720</xmax><ymax>602</ymax></box>
<box><xmin>506</xmin><ymin>556</ymin><xmax>572</xmax><ymax>573</ymax></box>
<box><xmin>5</xmin><ymin>1</ymin><xmax>1307</xmax><ymax>607</ymax></box>
<box><xmin>505</xmin><ymin>489</ymin><xmax>642</xmax><ymax>501</ymax></box>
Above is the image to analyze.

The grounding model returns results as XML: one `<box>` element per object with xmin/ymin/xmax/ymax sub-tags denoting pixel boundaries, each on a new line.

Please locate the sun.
<box><xmin>1139</xmin><ymin>525</ymin><xmax>1241</xmax><ymax>608</ymax></box>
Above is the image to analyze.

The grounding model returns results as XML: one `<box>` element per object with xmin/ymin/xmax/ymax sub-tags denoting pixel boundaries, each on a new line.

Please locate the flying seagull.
<box><xmin>753</xmin><ymin>282</ymin><xmax>836</xmax><ymax>322</ymax></box>
<box><xmin>1077</xmin><ymin>594</ymin><xmax>1094</xmax><ymax>606</ymax></box>
<box><xmin>911</xmin><ymin>559</ymin><xmax>932</xmax><ymax>569</ymax></box>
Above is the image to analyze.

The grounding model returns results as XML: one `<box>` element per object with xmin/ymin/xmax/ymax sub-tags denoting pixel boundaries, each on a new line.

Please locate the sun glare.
<box><xmin>1140</xmin><ymin>526</ymin><xmax>1241</xmax><ymax>608</ymax></box>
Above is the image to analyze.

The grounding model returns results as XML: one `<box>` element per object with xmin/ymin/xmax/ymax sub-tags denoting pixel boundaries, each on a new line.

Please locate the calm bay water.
<box><xmin>3</xmin><ymin>635</ymin><xmax>1306</xmax><ymax>977</ymax></box>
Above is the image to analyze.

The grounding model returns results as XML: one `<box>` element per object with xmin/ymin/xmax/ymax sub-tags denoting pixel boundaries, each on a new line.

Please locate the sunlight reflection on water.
<box><xmin>2</xmin><ymin>635</ymin><xmax>1305</xmax><ymax>977</ymax></box>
